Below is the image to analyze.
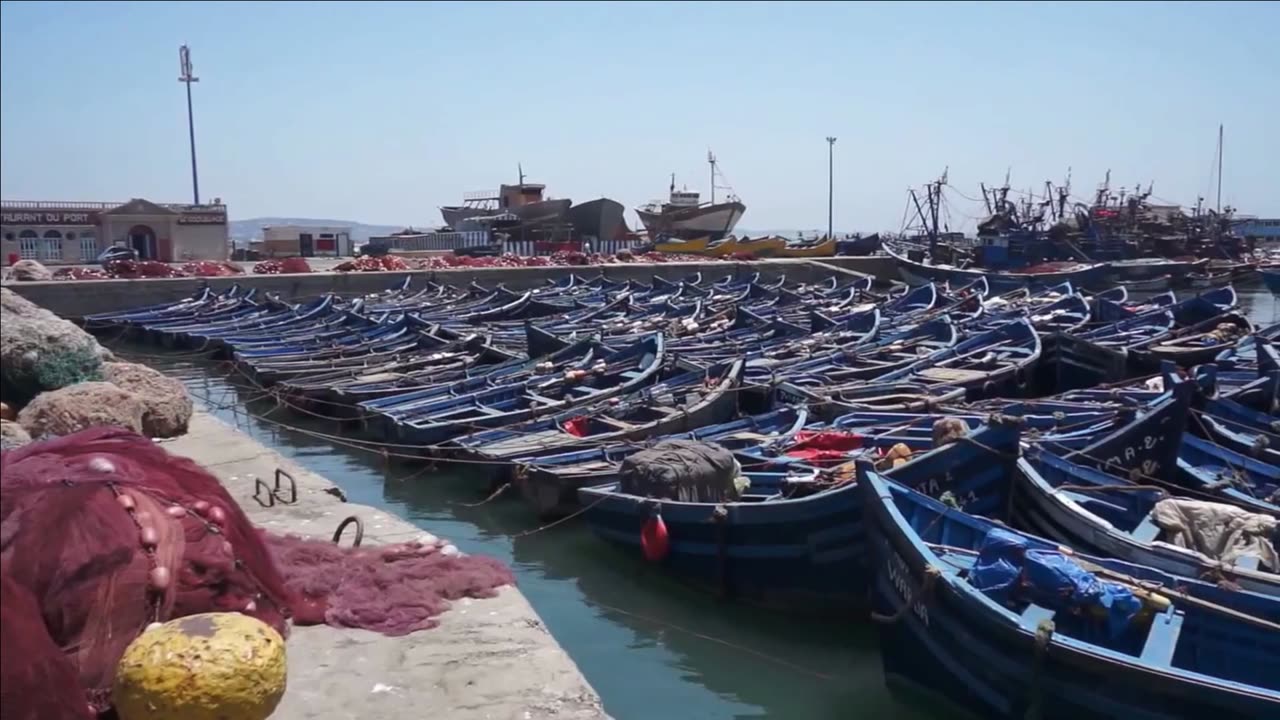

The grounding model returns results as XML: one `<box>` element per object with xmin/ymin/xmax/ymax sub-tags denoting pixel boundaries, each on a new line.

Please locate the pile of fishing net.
<box><xmin>52</xmin><ymin>267</ymin><xmax>111</xmax><ymax>280</ymax></box>
<box><xmin>102</xmin><ymin>260</ymin><xmax>187</xmax><ymax>278</ymax></box>
<box><xmin>252</xmin><ymin>257</ymin><xmax>313</xmax><ymax>274</ymax></box>
<box><xmin>0</xmin><ymin>427</ymin><xmax>514</xmax><ymax>718</ymax></box>
<box><xmin>334</xmin><ymin>255</ymin><xmax>410</xmax><ymax>272</ymax></box>
<box><xmin>178</xmin><ymin>260</ymin><xmax>244</xmax><ymax>277</ymax></box>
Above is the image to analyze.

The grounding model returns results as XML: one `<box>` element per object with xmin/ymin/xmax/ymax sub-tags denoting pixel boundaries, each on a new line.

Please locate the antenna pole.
<box><xmin>708</xmin><ymin>150</ymin><xmax>716</xmax><ymax>204</ymax></box>
<box><xmin>178</xmin><ymin>45</ymin><xmax>201</xmax><ymax>205</ymax></box>
<box><xmin>826</xmin><ymin>137</ymin><xmax>836</xmax><ymax>240</ymax></box>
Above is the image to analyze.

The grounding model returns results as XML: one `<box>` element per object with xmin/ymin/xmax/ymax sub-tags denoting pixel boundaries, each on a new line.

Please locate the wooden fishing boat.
<box><xmin>1262</xmin><ymin>267</ymin><xmax>1280</xmax><ymax>295</ymax></box>
<box><xmin>515</xmin><ymin>407</ymin><xmax>809</xmax><ymax>518</ymax></box>
<box><xmin>653</xmin><ymin>235</ymin><xmax>711</xmax><ymax>254</ymax></box>
<box><xmin>858</xmin><ymin>465</ymin><xmax>1280</xmax><ymax>720</ymax></box>
<box><xmin>1117</xmin><ymin>274</ymin><xmax>1173</xmax><ymax>292</ymax></box>
<box><xmin>1128</xmin><ymin>312</ymin><xmax>1254</xmax><ymax>369</ymax></box>
<box><xmin>1017</xmin><ymin>449</ymin><xmax>1280</xmax><ymax>597</ymax></box>
<box><xmin>875</xmin><ymin>318</ymin><xmax>1042</xmax><ymax>400</ymax></box>
<box><xmin>883</xmin><ymin>242</ymin><xmax>1111</xmax><ymax>293</ymax></box>
<box><xmin>575</xmin><ymin>419</ymin><xmax>1023</xmax><ymax>610</ymax></box>
<box><xmin>387</xmin><ymin>334</ymin><xmax>666</xmax><ymax>448</ymax></box>
<box><xmin>1186</xmin><ymin>271</ymin><xmax>1235</xmax><ymax>289</ymax></box>
<box><xmin>776</xmin><ymin>236</ymin><xmax>836</xmax><ymax>258</ymax></box>
<box><xmin>448</xmin><ymin>359</ymin><xmax>745</xmax><ymax>463</ymax></box>
<box><xmin>733</xmin><ymin>235</ymin><xmax>788</xmax><ymax>258</ymax></box>
<box><xmin>1176</xmin><ymin>434</ymin><xmax>1279</xmax><ymax>515</ymax></box>
<box><xmin>702</xmin><ymin>236</ymin><xmax>740</xmax><ymax>257</ymax></box>
<box><xmin>1215</xmin><ymin>325</ymin><xmax>1280</xmax><ymax>372</ymax></box>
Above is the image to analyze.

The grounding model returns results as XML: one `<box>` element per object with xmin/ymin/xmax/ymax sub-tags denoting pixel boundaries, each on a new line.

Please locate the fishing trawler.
<box><xmin>636</xmin><ymin>152</ymin><xmax>746</xmax><ymax>241</ymax></box>
<box><xmin>440</xmin><ymin>167</ymin><xmax>571</xmax><ymax>229</ymax></box>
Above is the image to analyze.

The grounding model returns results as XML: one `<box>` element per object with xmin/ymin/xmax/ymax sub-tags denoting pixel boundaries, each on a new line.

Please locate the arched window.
<box><xmin>77</xmin><ymin>230</ymin><xmax>98</xmax><ymax>261</ymax></box>
<box><xmin>41</xmin><ymin>230</ymin><xmax>63</xmax><ymax>261</ymax></box>
<box><xmin>19</xmin><ymin>229</ymin><xmax>39</xmax><ymax>260</ymax></box>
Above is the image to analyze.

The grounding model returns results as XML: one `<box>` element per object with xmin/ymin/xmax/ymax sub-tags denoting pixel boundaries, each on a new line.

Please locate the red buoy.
<box><xmin>640</xmin><ymin>514</ymin><xmax>670</xmax><ymax>562</ymax></box>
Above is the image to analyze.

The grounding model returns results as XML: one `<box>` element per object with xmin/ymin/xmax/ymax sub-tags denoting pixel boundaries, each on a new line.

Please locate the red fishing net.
<box><xmin>0</xmin><ymin>427</ymin><xmax>514</xmax><ymax>718</ymax></box>
<box><xmin>783</xmin><ymin>430</ymin><xmax>865</xmax><ymax>466</ymax></box>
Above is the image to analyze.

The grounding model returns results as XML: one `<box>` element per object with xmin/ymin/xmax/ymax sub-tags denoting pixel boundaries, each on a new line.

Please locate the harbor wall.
<box><xmin>2</xmin><ymin>259</ymin><xmax>874</xmax><ymax>318</ymax></box>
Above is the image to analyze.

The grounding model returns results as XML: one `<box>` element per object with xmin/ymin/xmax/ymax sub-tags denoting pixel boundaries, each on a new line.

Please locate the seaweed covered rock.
<box><xmin>9</xmin><ymin>259</ymin><xmax>52</xmax><ymax>281</ymax></box>
<box><xmin>1</xmin><ymin>288</ymin><xmax>108</xmax><ymax>405</ymax></box>
<box><xmin>1</xmin><ymin>419</ymin><xmax>31</xmax><ymax>451</ymax></box>
<box><xmin>17</xmin><ymin>382</ymin><xmax>146</xmax><ymax>438</ymax></box>
<box><xmin>103</xmin><ymin>362</ymin><xmax>193</xmax><ymax>437</ymax></box>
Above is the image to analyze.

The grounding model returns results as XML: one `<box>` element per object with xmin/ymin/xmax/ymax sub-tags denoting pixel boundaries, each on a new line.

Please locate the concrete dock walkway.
<box><xmin>163</xmin><ymin>412</ymin><xmax>607</xmax><ymax>720</ymax></box>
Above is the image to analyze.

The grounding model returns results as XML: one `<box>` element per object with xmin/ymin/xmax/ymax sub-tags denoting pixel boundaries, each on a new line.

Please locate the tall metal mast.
<box><xmin>1216</xmin><ymin>124</ymin><xmax>1223</xmax><ymax>214</ymax></box>
<box><xmin>826</xmin><ymin>137</ymin><xmax>836</xmax><ymax>240</ymax></box>
<box><xmin>178</xmin><ymin>45</ymin><xmax>201</xmax><ymax>205</ymax></box>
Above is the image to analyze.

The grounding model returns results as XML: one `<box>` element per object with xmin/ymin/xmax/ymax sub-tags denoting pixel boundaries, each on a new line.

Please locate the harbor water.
<box><xmin>113</xmin><ymin>286</ymin><xmax>1278</xmax><ymax>720</ymax></box>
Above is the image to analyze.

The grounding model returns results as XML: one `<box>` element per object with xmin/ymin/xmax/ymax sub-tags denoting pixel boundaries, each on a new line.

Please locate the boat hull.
<box><xmin>636</xmin><ymin>201</ymin><xmax>745</xmax><ymax>241</ymax></box>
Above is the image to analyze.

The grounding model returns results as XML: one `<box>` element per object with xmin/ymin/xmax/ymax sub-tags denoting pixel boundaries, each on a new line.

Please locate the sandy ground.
<box><xmin>162</xmin><ymin>412</ymin><xmax>608</xmax><ymax>720</ymax></box>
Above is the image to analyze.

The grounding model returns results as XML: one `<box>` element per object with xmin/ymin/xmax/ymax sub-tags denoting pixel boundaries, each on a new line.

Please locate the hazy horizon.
<box><xmin>2</xmin><ymin>1</ymin><xmax>1276</xmax><ymax>234</ymax></box>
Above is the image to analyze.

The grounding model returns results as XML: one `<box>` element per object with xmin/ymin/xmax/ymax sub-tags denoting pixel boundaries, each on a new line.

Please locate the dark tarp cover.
<box><xmin>619</xmin><ymin>439</ymin><xmax>741</xmax><ymax>503</ymax></box>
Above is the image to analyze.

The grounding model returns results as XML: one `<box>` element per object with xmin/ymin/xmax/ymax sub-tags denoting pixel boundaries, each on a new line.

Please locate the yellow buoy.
<box><xmin>114</xmin><ymin>612</ymin><xmax>287</xmax><ymax>720</ymax></box>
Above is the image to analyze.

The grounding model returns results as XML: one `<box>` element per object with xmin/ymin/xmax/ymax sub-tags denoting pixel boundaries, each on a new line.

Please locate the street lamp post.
<box><xmin>179</xmin><ymin>45</ymin><xmax>201</xmax><ymax>205</ymax></box>
<box><xmin>826</xmin><ymin>137</ymin><xmax>837</xmax><ymax>240</ymax></box>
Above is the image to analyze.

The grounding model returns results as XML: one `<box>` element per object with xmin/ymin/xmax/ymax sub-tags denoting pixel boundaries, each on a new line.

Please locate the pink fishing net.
<box><xmin>0</xmin><ymin>427</ymin><xmax>514</xmax><ymax>719</ymax></box>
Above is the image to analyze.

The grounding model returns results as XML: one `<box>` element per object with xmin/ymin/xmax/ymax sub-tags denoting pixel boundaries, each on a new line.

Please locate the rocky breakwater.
<box><xmin>0</xmin><ymin>288</ymin><xmax>193</xmax><ymax>448</ymax></box>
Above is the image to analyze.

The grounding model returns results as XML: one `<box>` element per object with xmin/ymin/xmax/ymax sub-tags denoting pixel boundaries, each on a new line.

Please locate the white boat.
<box><xmin>636</xmin><ymin>152</ymin><xmax>745</xmax><ymax>241</ymax></box>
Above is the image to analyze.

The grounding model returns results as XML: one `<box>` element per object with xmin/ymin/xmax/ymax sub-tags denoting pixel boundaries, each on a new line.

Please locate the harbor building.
<box><xmin>1</xmin><ymin>198</ymin><xmax>229</xmax><ymax>266</ymax></box>
<box><xmin>261</xmin><ymin>224</ymin><xmax>354</xmax><ymax>258</ymax></box>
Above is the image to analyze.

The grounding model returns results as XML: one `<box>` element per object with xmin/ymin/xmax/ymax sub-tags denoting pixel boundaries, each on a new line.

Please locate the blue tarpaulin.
<box><xmin>971</xmin><ymin>528</ymin><xmax>1142</xmax><ymax>637</ymax></box>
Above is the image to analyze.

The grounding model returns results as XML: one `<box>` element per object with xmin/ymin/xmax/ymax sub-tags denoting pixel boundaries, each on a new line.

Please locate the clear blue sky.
<box><xmin>1</xmin><ymin>1</ymin><xmax>1275</xmax><ymax>232</ymax></box>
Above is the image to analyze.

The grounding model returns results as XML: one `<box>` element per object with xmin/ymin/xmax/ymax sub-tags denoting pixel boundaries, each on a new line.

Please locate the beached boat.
<box><xmin>777</xmin><ymin>236</ymin><xmax>836</xmax><ymax>258</ymax></box>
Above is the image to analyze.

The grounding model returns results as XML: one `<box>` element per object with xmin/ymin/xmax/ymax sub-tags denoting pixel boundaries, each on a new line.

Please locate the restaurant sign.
<box><xmin>0</xmin><ymin>210</ymin><xmax>98</xmax><ymax>226</ymax></box>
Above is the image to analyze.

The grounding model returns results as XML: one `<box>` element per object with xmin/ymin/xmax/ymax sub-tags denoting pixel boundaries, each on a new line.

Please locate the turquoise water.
<box><xmin>114</xmin><ymin>286</ymin><xmax>1277</xmax><ymax>720</ymax></box>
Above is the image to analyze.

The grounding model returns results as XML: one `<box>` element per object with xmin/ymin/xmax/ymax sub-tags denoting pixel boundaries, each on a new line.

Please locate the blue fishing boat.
<box><xmin>858</xmin><ymin>466</ymin><xmax>1280</xmax><ymax>720</ymax></box>
<box><xmin>1176</xmin><ymin>434</ymin><xmax>1279</xmax><ymax>515</ymax></box>
<box><xmin>1261</xmin><ymin>267</ymin><xmax>1280</xmax><ymax>295</ymax></box>
<box><xmin>575</xmin><ymin>420</ymin><xmax>1023</xmax><ymax>610</ymax></box>
<box><xmin>449</xmin><ymin>359</ymin><xmax>745</xmax><ymax>462</ymax></box>
<box><xmin>1016</xmin><ymin>450</ymin><xmax>1279</xmax><ymax>598</ymax></box>
<box><xmin>387</xmin><ymin>334</ymin><xmax>666</xmax><ymax>448</ymax></box>
<box><xmin>883</xmin><ymin>241</ymin><xmax>1111</xmax><ymax>292</ymax></box>
<box><xmin>515</xmin><ymin>407</ymin><xmax>809</xmax><ymax>517</ymax></box>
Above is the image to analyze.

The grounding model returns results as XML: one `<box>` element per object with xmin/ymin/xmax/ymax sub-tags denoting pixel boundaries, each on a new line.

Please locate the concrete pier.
<box><xmin>162</xmin><ymin>412</ymin><xmax>607</xmax><ymax>720</ymax></box>
<box><xmin>1</xmin><ymin>258</ymin><xmax>887</xmax><ymax>318</ymax></box>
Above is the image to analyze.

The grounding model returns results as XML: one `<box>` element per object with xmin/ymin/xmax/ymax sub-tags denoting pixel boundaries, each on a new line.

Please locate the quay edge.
<box><xmin>162</xmin><ymin>411</ymin><xmax>610</xmax><ymax>720</ymax></box>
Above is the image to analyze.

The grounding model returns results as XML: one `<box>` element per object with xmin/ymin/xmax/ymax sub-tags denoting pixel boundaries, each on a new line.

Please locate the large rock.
<box><xmin>17</xmin><ymin>382</ymin><xmax>146</xmax><ymax>438</ymax></box>
<box><xmin>103</xmin><ymin>362</ymin><xmax>193</xmax><ymax>437</ymax></box>
<box><xmin>0</xmin><ymin>419</ymin><xmax>31</xmax><ymax>450</ymax></box>
<box><xmin>10</xmin><ymin>259</ymin><xmax>52</xmax><ymax>281</ymax></box>
<box><xmin>1</xmin><ymin>288</ymin><xmax>110</xmax><ymax>404</ymax></box>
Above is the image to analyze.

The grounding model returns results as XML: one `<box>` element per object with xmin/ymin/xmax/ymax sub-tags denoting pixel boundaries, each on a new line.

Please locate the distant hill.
<box><xmin>229</xmin><ymin>217</ymin><xmax>417</xmax><ymax>247</ymax></box>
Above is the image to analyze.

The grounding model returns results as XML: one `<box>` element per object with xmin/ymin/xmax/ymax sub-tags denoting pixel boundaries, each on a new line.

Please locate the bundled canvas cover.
<box><xmin>971</xmin><ymin>528</ymin><xmax>1143</xmax><ymax>638</ymax></box>
<box><xmin>619</xmin><ymin>439</ymin><xmax>742</xmax><ymax>503</ymax></box>
<box><xmin>1150</xmin><ymin>498</ymin><xmax>1278</xmax><ymax>571</ymax></box>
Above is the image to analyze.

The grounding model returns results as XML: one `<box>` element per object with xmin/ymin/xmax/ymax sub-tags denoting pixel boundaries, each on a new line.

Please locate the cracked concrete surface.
<box><xmin>163</xmin><ymin>412</ymin><xmax>608</xmax><ymax>720</ymax></box>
